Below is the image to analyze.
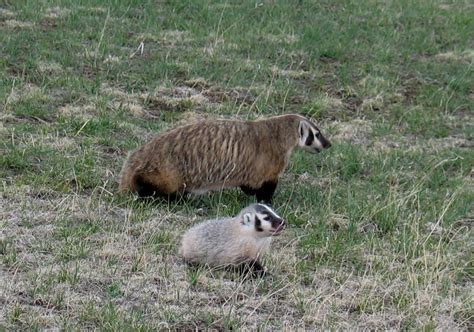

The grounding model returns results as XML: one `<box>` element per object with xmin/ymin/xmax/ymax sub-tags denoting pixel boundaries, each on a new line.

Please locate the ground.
<box><xmin>0</xmin><ymin>0</ymin><xmax>473</xmax><ymax>330</ymax></box>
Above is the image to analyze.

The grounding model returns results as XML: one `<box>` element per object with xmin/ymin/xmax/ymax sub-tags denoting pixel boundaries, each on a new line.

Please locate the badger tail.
<box><xmin>118</xmin><ymin>156</ymin><xmax>137</xmax><ymax>193</ymax></box>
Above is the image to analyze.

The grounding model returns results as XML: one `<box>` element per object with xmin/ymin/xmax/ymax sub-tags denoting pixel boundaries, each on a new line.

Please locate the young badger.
<box><xmin>179</xmin><ymin>203</ymin><xmax>285</xmax><ymax>277</ymax></box>
<box><xmin>119</xmin><ymin>114</ymin><xmax>331</xmax><ymax>202</ymax></box>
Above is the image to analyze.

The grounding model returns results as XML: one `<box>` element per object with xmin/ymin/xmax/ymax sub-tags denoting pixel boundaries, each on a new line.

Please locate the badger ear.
<box><xmin>298</xmin><ymin>121</ymin><xmax>309</xmax><ymax>139</ymax></box>
<box><xmin>242</xmin><ymin>213</ymin><xmax>253</xmax><ymax>225</ymax></box>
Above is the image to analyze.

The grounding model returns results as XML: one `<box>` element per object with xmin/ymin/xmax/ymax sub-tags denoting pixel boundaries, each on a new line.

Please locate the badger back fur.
<box><xmin>179</xmin><ymin>203</ymin><xmax>285</xmax><ymax>271</ymax></box>
<box><xmin>119</xmin><ymin>114</ymin><xmax>331</xmax><ymax>201</ymax></box>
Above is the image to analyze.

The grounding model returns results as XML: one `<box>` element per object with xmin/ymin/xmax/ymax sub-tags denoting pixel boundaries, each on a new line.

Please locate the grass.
<box><xmin>0</xmin><ymin>0</ymin><xmax>473</xmax><ymax>329</ymax></box>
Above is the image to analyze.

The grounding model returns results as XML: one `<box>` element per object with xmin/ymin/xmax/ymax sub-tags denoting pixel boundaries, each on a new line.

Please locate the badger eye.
<box><xmin>316</xmin><ymin>132</ymin><xmax>321</xmax><ymax>139</ymax></box>
<box><xmin>260</xmin><ymin>213</ymin><xmax>271</xmax><ymax>221</ymax></box>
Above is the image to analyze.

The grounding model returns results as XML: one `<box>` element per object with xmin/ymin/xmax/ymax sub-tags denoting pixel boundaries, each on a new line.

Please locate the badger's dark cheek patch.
<box><xmin>255</xmin><ymin>216</ymin><xmax>264</xmax><ymax>232</ymax></box>
<box><xmin>271</xmin><ymin>219</ymin><xmax>280</xmax><ymax>229</ymax></box>
<box><xmin>305</xmin><ymin>131</ymin><xmax>314</xmax><ymax>146</ymax></box>
<box><xmin>322</xmin><ymin>136</ymin><xmax>331</xmax><ymax>149</ymax></box>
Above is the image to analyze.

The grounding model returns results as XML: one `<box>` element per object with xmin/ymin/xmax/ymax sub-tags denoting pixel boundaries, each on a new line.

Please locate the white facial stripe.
<box><xmin>256</xmin><ymin>213</ymin><xmax>270</xmax><ymax>221</ymax></box>
<box><xmin>267</xmin><ymin>209</ymin><xmax>282</xmax><ymax>220</ymax></box>
<box><xmin>309</xmin><ymin>121</ymin><xmax>324</xmax><ymax>137</ymax></box>
<box><xmin>257</xmin><ymin>204</ymin><xmax>282</xmax><ymax>220</ymax></box>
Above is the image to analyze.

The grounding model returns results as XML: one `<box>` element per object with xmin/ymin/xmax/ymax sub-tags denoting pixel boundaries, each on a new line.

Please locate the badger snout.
<box><xmin>272</xmin><ymin>218</ymin><xmax>285</xmax><ymax>236</ymax></box>
<box><xmin>321</xmin><ymin>136</ymin><xmax>331</xmax><ymax>149</ymax></box>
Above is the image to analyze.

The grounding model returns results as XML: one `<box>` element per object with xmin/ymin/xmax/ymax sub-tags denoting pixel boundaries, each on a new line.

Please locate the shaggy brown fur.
<box><xmin>119</xmin><ymin>114</ymin><xmax>330</xmax><ymax>202</ymax></box>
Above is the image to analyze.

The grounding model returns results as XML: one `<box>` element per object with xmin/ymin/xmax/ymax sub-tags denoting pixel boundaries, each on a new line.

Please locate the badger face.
<box><xmin>242</xmin><ymin>204</ymin><xmax>285</xmax><ymax>237</ymax></box>
<box><xmin>298</xmin><ymin>119</ymin><xmax>331</xmax><ymax>153</ymax></box>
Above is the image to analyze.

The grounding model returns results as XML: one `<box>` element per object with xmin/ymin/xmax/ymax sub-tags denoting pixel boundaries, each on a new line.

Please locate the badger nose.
<box><xmin>272</xmin><ymin>218</ymin><xmax>285</xmax><ymax>230</ymax></box>
<box><xmin>324</xmin><ymin>141</ymin><xmax>332</xmax><ymax>149</ymax></box>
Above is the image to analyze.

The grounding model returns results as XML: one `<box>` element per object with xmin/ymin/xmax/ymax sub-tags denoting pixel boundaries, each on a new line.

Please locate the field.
<box><xmin>1</xmin><ymin>0</ymin><xmax>473</xmax><ymax>329</ymax></box>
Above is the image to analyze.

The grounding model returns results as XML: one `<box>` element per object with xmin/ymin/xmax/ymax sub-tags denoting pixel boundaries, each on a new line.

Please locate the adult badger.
<box><xmin>119</xmin><ymin>114</ymin><xmax>331</xmax><ymax>202</ymax></box>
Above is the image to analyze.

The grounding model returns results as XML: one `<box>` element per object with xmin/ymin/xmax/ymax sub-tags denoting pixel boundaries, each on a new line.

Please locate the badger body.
<box><xmin>119</xmin><ymin>114</ymin><xmax>331</xmax><ymax>202</ymax></box>
<box><xmin>179</xmin><ymin>203</ymin><xmax>285</xmax><ymax>276</ymax></box>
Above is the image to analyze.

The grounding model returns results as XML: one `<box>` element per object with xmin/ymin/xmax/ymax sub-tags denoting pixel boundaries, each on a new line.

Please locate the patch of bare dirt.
<box><xmin>3</xmin><ymin>84</ymin><xmax>49</xmax><ymax>115</ymax></box>
<box><xmin>332</xmin><ymin>89</ymin><xmax>363</xmax><ymax>112</ymax></box>
<box><xmin>401</xmin><ymin>77</ymin><xmax>423</xmax><ymax>102</ymax></box>
<box><xmin>58</xmin><ymin>104</ymin><xmax>96</xmax><ymax>120</ymax></box>
<box><xmin>103</xmin><ymin>54</ymin><xmax>120</xmax><ymax>64</ymax></box>
<box><xmin>313</xmin><ymin>93</ymin><xmax>345</xmax><ymax>112</ymax></box>
<box><xmin>76</xmin><ymin>6</ymin><xmax>107</xmax><ymax>14</ymax></box>
<box><xmin>43</xmin><ymin>6</ymin><xmax>70</xmax><ymax>19</ymax></box>
<box><xmin>332</xmin><ymin>119</ymin><xmax>372</xmax><ymax>144</ymax></box>
<box><xmin>146</xmin><ymin>86</ymin><xmax>212</xmax><ymax>113</ymax></box>
<box><xmin>270</xmin><ymin>65</ymin><xmax>312</xmax><ymax>79</ymax></box>
<box><xmin>357</xmin><ymin>75</ymin><xmax>404</xmax><ymax>112</ymax></box>
<box><xmin>438</xmin><ymin>3</ymin><xmax>474</xmax><ymax>10</ymax></box>
<box><xmin>426</xmin><ymin>136</ymin><xmax>473</xmax><ymax>149</ymax></box>
<box><xmin>262</xmin><ymin>33</ymin><xmax>299</xmax><ymax>44</ymax></box>
<box><xmin>102</xmin><ymin>85</ymin><xmax>219</xmax><ymax>118</ymax></box>
<box><xmin>37</xmin><ymin>61</ymin><xmax>63</xmax><ymax>74</ymax></box>
<box><xmin>100</xmin><ymin>80</ymin><xmax>255</xmax><ymax>118</ymax></box>
<box><xmin>2</xmin><ymin>19</ymin><xmax>34</xmax><ymax>28</ymax></box>
<box><xmin>0</xmin><ymin>8</ymin><xmax>16</xmax><ymax>18</ymax></box>
<box><xmin>409</xmin><ymin>135</ymin><xmax>473</xmax><ymax>152</ymax></box>
<box><xmin>184</xmin><ymin>79</ymin><xmax>255</xmax><ymax>106</ymax></box>
<box><xmin>372</xmin><ymin>134</ymin><xmax>473</xmax><ymax>154</ymax></box>
<box><xmin>372</xmin><ymin>137</ymin><xmax>402</xmax><ymax>152</ymax></box>
<box><xmin>435</xmin><ymin>49</ymin><xmax>474</xmax><ymax>63</ymax></box>
<box><xmin>135</xmin><ymin>30</ymin><xmax>192</xmax><ymax>47</ymax></box>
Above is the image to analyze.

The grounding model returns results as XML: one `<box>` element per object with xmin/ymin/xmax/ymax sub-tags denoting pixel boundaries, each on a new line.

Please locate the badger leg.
<box><xmin>134</xmin><ymin>174</ymin><xmax>160</xmax><ymax>198</ymax></box>
<box><xmin>184</xmin><ymin>260</ymin><xmax>201</xmax><ymax>268</ymax></box>
<box><xmin>237</xmin><ymin>259</ymin><xmax>266</xmax><ymax>278</ymax></box>
<box><xmin>240</xmin><ymin>185</ymin><xmax>257</xmax><ymax>196</ymax></box>
<box><xmin>255</xmin><ymin>180</ymin><xmax>278</xmax><ymax>204</ymax></box>
<box><xmin>249</xmin><ymin>260</ymin><xmax>266</xmax><ymax>278</ymax></box>
<box><xmin>134</xmin><ymin>174</ymin><xmax>181</xmax><ymax>201</ymax></box>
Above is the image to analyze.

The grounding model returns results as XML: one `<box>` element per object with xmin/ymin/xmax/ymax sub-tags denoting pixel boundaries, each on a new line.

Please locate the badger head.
<box><xmin>297</xmin><ymin>116</ymin><xmax>331</xmax><ymax>153</ymax></box>
<box><xmin>241</xmin><ymin>203</ymin><xmax>285</xmax><ymax>237</ymax></box>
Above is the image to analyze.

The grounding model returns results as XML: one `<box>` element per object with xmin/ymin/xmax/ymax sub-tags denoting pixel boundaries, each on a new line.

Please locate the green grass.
<box><xmin>1</xmin><ymin>0</ymin><xmax>473</xmax><ymax>329</ymax></box>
